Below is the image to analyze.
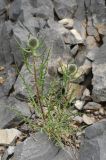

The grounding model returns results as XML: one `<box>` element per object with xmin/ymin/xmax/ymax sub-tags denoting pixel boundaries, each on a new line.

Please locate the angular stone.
<box><xmin>13</xmin><ymin>132</ymin><xmax>76</xmax><ymax>160</ymax></box>
<box><xmin>86</xmin><ymin>36</ymin><xmax>97</xmax><ymax>49</ymax></box>
<box><xmin>86</xmin><ymin>47</ymin><xmax>99</xmax><ymax>61</ymax></box>
<box><xmin>82</xmin><ymin>114</ymin><xmax>96</xmax><ymax>125</ymax></box>
<box><xmin>92</xmin><ymin>43</ymin><xmax>106</xmax><ymax>102</ymax></box>
<box><xmin>0</xmin><ymin>22</ymin><xmax>13</xmax><ymax>66</ymax></box>
<box><xmin>53</xmin><ymin>0</ymin><xmax>77</xmax><ymax>19</ymax></box>
<box><xmin>75</xmin><ymin>100</ymin><xmax>85</xmax><ymax>110</ymax></box>
<box><xmin>79</xmin><ymin>120</ymin><xmax>106</xmax><ymax>160</ymax></box>
<box><xmin>0</xmin><ymin>128</ymin><xmax>21</xmax><ymax>145</ymax></box>
<box><xmin>8</xmin><ymin>0</ymin><xmax>21</xmax><ymax>21</ymax></box>
<box><xmin>32</xmin><ymin>0</ymin><xmax>54</xmax><ymax>20</ymax></box>
<box><xmin>83</xmin><ymin>102</ymin><xmax>101</xmax><ymax>110</ymax></box>
<box><xmin>0</xmin><ymin>65</ymin><xmax>17</xmax><ymax>98</ymax></box>
<box><xmin>0</xmin><ymin>98</ymin><xmax>31</xmax><ymax>128</ymax></box>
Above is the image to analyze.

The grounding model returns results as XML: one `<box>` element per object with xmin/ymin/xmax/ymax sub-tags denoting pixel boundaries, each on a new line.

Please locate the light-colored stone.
<box><xmin>82</xmin><ymin>88</ymin><xmax>90</xmax><ymax>98</ymax></box>
<box><xmin>75</xmin><ymin>100</ymin><xmax>85</xmax><ymax>110</ymax></box>
<box><xmin>82</xmin><ymin>114</ymin><xmax>96</xmax><ymax>125</ymax></box>
<box><xmin>99</xmin><ymin>107</ymin><xmax>105</xmax><ymax>116</ymax></box>
<box><xmin>0</xmin><ymin>129</ymin><xmax>21</xmax><ymax>145</ymax></box>
<box><xmin>70</xmin><ymin>29</ymin><xmax>83</xmax><ymax>42</ymax></box>
<box><xmin>59</xmin><ymin>18</ymin><xmax>74</xmax><ymax>29</ymax></box>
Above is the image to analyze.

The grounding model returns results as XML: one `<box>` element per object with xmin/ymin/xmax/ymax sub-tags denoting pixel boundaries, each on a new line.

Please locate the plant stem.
<box><xmin>33</xmin><ymin>56</ymin><xmax>45</xmax><ymax>120</ymax></box>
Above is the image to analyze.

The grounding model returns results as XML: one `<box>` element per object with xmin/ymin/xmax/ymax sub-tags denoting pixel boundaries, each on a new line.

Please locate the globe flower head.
<box><xmin>28</xmin><ymin>37</ymin><xmax>40</xmax><ymax>55</ymax></box>
<box><xmin>69</xmin><ymin>64</ymin><xmax>77</xmax><ymax>76</ymax></box>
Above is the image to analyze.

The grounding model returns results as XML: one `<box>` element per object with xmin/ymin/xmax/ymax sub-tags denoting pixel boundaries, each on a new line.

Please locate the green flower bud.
<box><xmin>69</xmin><ymin>64</ymin><xmax>77</xmax><ymax>75</ymax></box>
<box><xmin>28</xmin><ymin>37</ymin><xmax>39</xmax><ymax>50</ymax></box>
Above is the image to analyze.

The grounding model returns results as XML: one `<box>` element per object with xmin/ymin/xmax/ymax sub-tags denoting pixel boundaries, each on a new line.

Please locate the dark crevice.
<box><xmin>53</xmin><ymin>9</ymin><xmax>60</xmax><ymax>21</ymax></box>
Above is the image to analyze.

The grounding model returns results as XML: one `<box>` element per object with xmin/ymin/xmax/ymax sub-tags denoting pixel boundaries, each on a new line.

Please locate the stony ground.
<box><xmin>0</xmin><ymin>0</ymin><xmax>106</xmax><ymax>160</ymax></box>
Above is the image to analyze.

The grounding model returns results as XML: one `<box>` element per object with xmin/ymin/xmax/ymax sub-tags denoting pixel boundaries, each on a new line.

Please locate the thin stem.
<box><xmin>33</xmin><ymin>55</ymin><xmax>45</xmax><ymax>120</ymax></box>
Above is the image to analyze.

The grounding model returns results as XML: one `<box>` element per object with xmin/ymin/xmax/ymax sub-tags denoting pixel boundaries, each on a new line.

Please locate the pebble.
<box><xmin>75</xmin><ymin>100</ymin><xmax>85</xmax><ymax>110</ymax></box>
<box><xmin>83</xmin><ymin>102</ymin><xmax>101</xmax><ymax>110</ymax></box>
<box><xmin>0</xmin><ymin>129</ymin><xmax>21</xmax><ymax>145</ymax></box>
<box><xmin>99</xmin><ymin>107</ymin><xmax>105</xmax><ymax>116</ymax></box>
<box><xmin>82</xmin><ymin>114</ymin><xmax>96</xmax><ymax>125</ymax></box>
<box><xmin>73</xmin><ymin>116</ymin><xmax>83</xmax><ymax>123</ymax></box>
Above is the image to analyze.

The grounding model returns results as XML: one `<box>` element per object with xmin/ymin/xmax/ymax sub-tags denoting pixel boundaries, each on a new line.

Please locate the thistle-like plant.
<box><xmin>16</xmin><ymin>36</ymin><xmax>81</xmax><ymax>154</ymax></box>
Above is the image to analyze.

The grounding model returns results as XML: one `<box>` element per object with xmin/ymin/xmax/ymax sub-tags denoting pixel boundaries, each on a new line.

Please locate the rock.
<box><xmin>70</xmin><ymin>29</ymin><xmax>83</xmax><ymax>43</ymax></box>
<box><xmin>8</xmin><ymin>96</ymin><xmax>31</xmax><ymax>117</ymax></box>
<box><xmin>53</xmin><ymin>0</ymin><xmax>77</xmax><ymax>19</ymax></box>
<box><xmin>74</xmin><ymin>45</ymin><xmax>87</xmax><ymax>66</ymax></box>
<box><xmin>0</xmin><ymin>99</ymin><xmax>18</xmax><ymax>128</ymax></box>
<box><xmin>92</xmin><ymin>43</ymin><xmax>106</xmax><ymax>102</ymax></box>
<box><xmin>73</xmin><ymin>116</ymin><xmax>83</xmax><ymax>124</ymax></box>
<box><xmin>0</xmin><ymin>98</ymin><xmax>31</xmax><ymax>128</ymax></box>
<box><xmin>13</xmin><ymin>132</ymin><xmax>76</xmax><ymax>160</ymax></box>
<box><xmin>83</xmin><ymin>102</ymin><xmax>101</xmax><ymax>111</ymax></box>
<box><xmin>79</xmin><ymin>119</ymin><xmax>106</xmax><ymax>160</ymax></box>
<box><xmin>99</xmin><ymin>107</ymin><xmax>105</xmax><ymax>116</ymax></box>
<box><xmin>32</xmin><ymin>1</ymin><xmax>54</xmax><ymax>20</ymax></box>
<box><xmin>87</xmin><ymin>17</ymin><xmax>100</xmax><ymax>42</ymax></box>
<box><xmin>74</xmin><ymin>0</ymin><xmax>86</xmax><ymax>20</ymax></box>
<box><xmin>73</xmin><ymin>59</ymin><xmax>92</xmax><ymax>83</ymax></box>
<box><xmin>0</xmin><ymin>128</ymin><xmax>21</xmax><ymax>145</ymax></box>
<box><xmin>13</xmin><ymin>59</ymin><xmax>34</xmax><ymax>99</ymax></box>
<box><xmin>8</xmin><ymin>0</ymin><xmax>21</xmax><ymax>21</ymax></box>
<box><xmin>81</xmin><ymin>88</ymin><xmax>91</xmax><ymax>101</ymax></box>
<box><xmin>73</xmin><ymin>20</ymin><xmax>86</xmax><ymax>41</ymax></box>
<box><xmin>82</xmin><ymin>114</ymin><xmax>96</xmax><ymax>125</ymax></box>
<box><xmin>86</xmin><ymin>36</ymin><xmax>97</xmax><ymax>49</ymax></box>
<box><xmin>2</xmin><ymin>146</ymin><xmax>15</xmax><ymax>160</ymax></box>
<box><xmin>71</xmin><ymin>45</ymin><xmax>79</xmax><ymax>56</ymax></box>
<box><xmin>59</xmin><ymin>18</ymin><xmax>74</xmax><ymax>29</ymax></box>
<box><xmin>0</xmin><ymin>22</ymin><xmax>13</xmax><ymax>66</ymax></box>
<box><xmin>75</xmin><ymin>100</ymin><xmax>85</xmax><ymax>110</ymax></box>
<box><xmin>0</xmin><ymin>65</ymin><xmax>17</xmax><ymax>98</ymax></box>
<box><xmin>86</xmin><ymin>47</ymin><xmax>99</xmax><ymax>61</ymax></box>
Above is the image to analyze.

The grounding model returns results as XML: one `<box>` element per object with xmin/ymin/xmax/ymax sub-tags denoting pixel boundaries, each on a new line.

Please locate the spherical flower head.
<box><xmin>28</xmin><ymin>37</ymin><xmax>39</xmax><ymax>51</ymax></box>
<box><xmin>69</xmin><ymin>64</ymin><xmax>77</xmax><ymax>75</ymax></box>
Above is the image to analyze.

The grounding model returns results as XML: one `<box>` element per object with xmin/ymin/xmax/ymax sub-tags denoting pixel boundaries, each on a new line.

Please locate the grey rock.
<box><xmin>79</xmin><ymin>120</ymin><xmax>106</xmax><ymax>160</ymax></box>
<box><xmin>0</xmin><ymin>0</ymin><xmax>6</xmax><ymax>23</ymax></box>
<box><xmin>13</xmin><ymin>58</ymin><xmax>35</xmax><ymax>99</ymax></box>
<box><xmin>8</xmin><ymin>96</ymin><xmax>31</xmax><ymax>117</ymax></box>
<box><xmin>0</xmin><ymin>97</ymin><xmax>31</xmax><ymax>128</ymax></box>
<box><xmin>73</xmin><ymin>20</ymin><xmax>86</xmax><ymax>41</ymax></box>
<box><xmin>32</xmin><ymin>1</ymin><xmax>54</xmax><ymax>20</ymax></box>
<box><xmin>9</xmin><ymin>0</ymin><xmax>21</xmax><ymax>21</ymax></box>
<box><xmin>92</xmin><ymin>43</ymin><xmax>106</xmax><ymax>102</ymax></box>
<box><xmin>38</xmin><ymin>27</ymin><xmax>71</xmax><ymax>58</ymax></box>
<box><xmin>0</xmin><ymin>99</ymin><xmax>18</xmax><ymax>128</ymax></box>
<box><xmin>0</xmin><ymin>65</ymin><xmax>17</xmax><ymax>98</ymax></box>
<box><xmin>0</xmin><ymin>22</ymin><xmax>13</xmax><ymax>66</ymax></box>
<box><xmin>71</xmin><ymin>45</ymin><xmax>79</xmax><ymax>56</ymax></box>
<box><xmin>0</xmin><ymin>20</ymin><xmax>28</xmax><ymax>67</ymax></box>
<box><xmin>53</xmin><ymin>0</ymin><xmax>77</xmax><ymax>19</ymax></box>
<box><xmin>74</xmin><ymin>0</ymin><xmax>85</xmax><ymax>20</ymax></box>
<box><xmin>75</xmin><ymin>45</ymin><xmax>87</xmax><ymax>66</ymax></box>
<box><xmin>86</xmin><ymin>47</ymin><xmax>99</xmax><ymax>61</ymax></box>
<box><xmin>13</xmin><ymin>132</ymin><xmax>77</xmax><ymax>160</ymax></box>
<box><xmin>83</xmin><ymin>102</ymin><xmax>101</xmax><ymax>110</ymax></box>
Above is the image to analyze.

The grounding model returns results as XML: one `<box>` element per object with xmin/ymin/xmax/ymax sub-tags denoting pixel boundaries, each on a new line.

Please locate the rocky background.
<box><xmin>0</xmin><ymin>0</ymin><xmax>106</xmax><ymax>160</ymax></box>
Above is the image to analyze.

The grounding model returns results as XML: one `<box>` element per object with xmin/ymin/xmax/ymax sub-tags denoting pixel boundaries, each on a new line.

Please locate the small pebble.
<box><xmin>99</xmin><ymin>107</ymin><xmax>105</xmax><ymax>116</ymax></box>
<box><xmin>75</xmin><ymin>100</ymin><xmax>85</xmax><ymax>110</ymax></box>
